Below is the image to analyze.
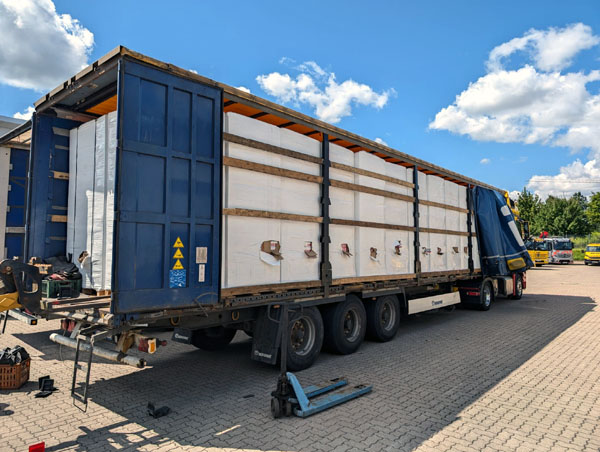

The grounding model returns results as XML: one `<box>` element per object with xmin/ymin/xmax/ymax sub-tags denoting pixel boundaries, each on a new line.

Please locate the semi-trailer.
<box><xmin>0</xmin><ymin>47</ymin><xmax>532</xmax><ymax>402</ymax></box>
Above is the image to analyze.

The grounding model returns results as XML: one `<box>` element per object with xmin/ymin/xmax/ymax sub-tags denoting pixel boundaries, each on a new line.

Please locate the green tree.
<box><xmin>536</xmin><ymin>194</ymin><xmax>591</xmax><ymax>236</ymax></box>
<box><xmin>586</xmin><ymin>192</ymin><xmax>600</xmax><ymax>230</ymax></box>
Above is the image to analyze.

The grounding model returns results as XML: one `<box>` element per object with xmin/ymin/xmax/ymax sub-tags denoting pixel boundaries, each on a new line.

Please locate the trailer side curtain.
<box><xmin>473</xmin><ymin>187</ymin><xmax>532</xmax><ymax>276</ymax></box>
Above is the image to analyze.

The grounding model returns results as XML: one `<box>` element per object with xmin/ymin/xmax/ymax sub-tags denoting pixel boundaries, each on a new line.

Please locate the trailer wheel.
<box><xmin>191</xmin><ymin>327</ymin><xmax>237</xmax><ymax>351</ymax></box>
<box><xmin>511</xmin><ymin>274</ymin><xmax>523</xmax><ymax>300</ymax></box>
<box><xmin>479</xmin><ymin>281</ymin><xmax>493</xmax><ymax>311</ymax></box>
<box><xmin>366</xmin><ymin>295</ymin><xmax>400</xmax><ymax>342</ymax></box>
<box><xmin>286</xmin><ymin>307</ymin><xmax>324</xmax><ymax>371</ymax></box>
<box><xmin>323</xmin><ymin>295</ymin><xmax>367</xmax><ymax>354</ymax></box>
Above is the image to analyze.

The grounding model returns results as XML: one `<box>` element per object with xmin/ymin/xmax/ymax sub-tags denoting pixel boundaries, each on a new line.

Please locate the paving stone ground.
<box><xmin>1</xmin><ymin>263</ymin><xmax>599</xmax><ymax>452</ymax></box>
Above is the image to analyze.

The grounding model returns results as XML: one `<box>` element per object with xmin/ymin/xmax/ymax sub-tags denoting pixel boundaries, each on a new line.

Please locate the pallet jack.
<box><xmin>270</xmin><ymin>303</ymin><xmax>372</xmax><ymax>418</ymax></box>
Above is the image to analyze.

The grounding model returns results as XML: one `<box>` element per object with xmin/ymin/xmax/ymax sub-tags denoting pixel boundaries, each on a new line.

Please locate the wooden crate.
<box><xmin>0</xmin><ymin>358</ymin><xmax>30</xmax><ymax>390</ymax></box>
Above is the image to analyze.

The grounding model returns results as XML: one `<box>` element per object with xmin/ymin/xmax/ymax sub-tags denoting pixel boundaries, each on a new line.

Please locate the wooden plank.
<box><xmin>420</xmin><ymin>199</ymin><xmax>469</xmax><ymax>213</ymax></box>
<box><xmin>221</xmin><ymin>280</ymin><xmax>322</xmax><ymax>297</ymax></box>
<box><xmin>52</xmin><ymin>171</ymin><xmax>69</xmax><ymax>180</ymax></box>
<box><xmin>421</xmin><ymin>227</ymin><xmax>470</xmax><ymax>237</ymax></box>
<box><xmin>332</xmin><ymin>274</ymin><xmax>417</xmax><ymax>285</ymax></box>
<box><xmin>223</xmin><ymin>157</ymin><xmax>323</xmax><ymax>184</ymax></box>
<box><xmin>223</xmin><ymin>208</ymin><xmax>323</xmax><ymax>223</ymax></box>
<box><xmin>330</xmin><ymin>180</ymin><xmax>415</xmax><ymax>203</ymax></box>
<box><xmin>330</xmin><ymin>161</ymin><xmax>415</xmax><ymax>188</ymax></box>
<box><xmin>330</xmin><ymin>218</ymin><xmax>416</xmax><ymax>232</ymax></box>
<box><xmin>50</xmin><ymin>215</ymin><xmax>67</xmax><ymax>223</ymax></box>
<box><xmin>224</xmin><ymin>132</ymin><xmax>323</xmax><ymax>164</ymax></box>
<box><xmin>421</xmin><ymin>269</ymin><xmax>471</xmax><ymax>278</ymax></box>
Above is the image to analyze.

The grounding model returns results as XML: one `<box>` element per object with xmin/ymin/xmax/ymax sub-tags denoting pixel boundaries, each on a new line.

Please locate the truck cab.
<box><xmin>546</xmin><ymin>238</ymin><xmax>573</xmax><ymax>264</ymax></box>
<box><xmin>584</xmin><ymin>243</ymin><xmax>600</xmax><ymax>265</ymax></box>
<box><xmin>525</xmin><ymin>239</ymin><xmax>549</xmax><ymax>267</ymax></box>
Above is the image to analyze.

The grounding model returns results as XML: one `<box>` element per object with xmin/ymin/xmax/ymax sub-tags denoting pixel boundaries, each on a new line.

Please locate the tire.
<box><xmin>511</xmin><ymin>274</ymin><xmax>523</xmax><ymax>300</ymax></box>
<box><xmin>584</xmin><ymin>261</ymin><xmax>589</xmax><ymax>265</ymax></box>
<box><xmin>323</xmin><ymin>295</ymin><xmax>367</xmax><ymax>354</ymax></box>
<box><xmin>478</xmin><ymin>281</ymin><xmax>493</xmax><ymax>311</ymax></box>
<box><xmin>285</xmin><ymin>307</ymin><xmax>324</xmax><ymax>372</ymax></box>
<box><xmin>366</xmin><ymin>295</ymin><xmax>400</xmax><ymax>342</ymax></box>
<box><xmin>191</xmin><ymin>327</ymin><xmax>237</xmax><ymax>351</ymax></box>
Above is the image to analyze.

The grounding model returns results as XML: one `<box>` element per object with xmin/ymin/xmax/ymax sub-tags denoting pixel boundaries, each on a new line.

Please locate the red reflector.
<box><xmin>29</xmin><ymin>443</ymin><xmax>45</xmax><ymax>452</ymax></box>
<box><xmin>466</xmin><ymin>291</ymin><xmax>480</xmax><ymax>296</ymax></box>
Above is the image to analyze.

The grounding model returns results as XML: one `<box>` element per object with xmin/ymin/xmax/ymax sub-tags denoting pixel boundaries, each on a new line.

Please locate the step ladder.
<box><xmin>70</xmin><ymin>325</ymin><xmax>111</xmax><ymax>412</ymax></box>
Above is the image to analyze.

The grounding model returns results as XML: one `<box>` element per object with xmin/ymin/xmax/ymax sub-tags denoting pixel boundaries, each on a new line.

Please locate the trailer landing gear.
<box><xmin>270</xmin><ymin>303</ymin><xmax>372</xmax><ymax>418</ymax></box>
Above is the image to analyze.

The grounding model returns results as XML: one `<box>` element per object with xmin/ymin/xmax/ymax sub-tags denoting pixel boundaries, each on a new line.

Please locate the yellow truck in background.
<box><xmin>525</xmin><ymin>239</ymin><xmax>550</xmax><ymax>267</ymax></box>
<box><xmin>584</xmin><ymin>243</ymin><xmax>600</xmax><ymax>265</ymax></box>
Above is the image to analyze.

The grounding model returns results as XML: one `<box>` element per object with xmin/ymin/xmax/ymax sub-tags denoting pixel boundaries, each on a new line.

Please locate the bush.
<box><xmin>573</xmin><ymin>249</ymin><xmax>585</xmax><ymax>261</ymax></box>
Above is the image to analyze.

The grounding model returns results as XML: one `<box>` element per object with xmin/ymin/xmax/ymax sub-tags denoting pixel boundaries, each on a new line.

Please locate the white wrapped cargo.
<box><xmin>71</xmin><ymin>120</ymin><xmax>95</xmax><ymax>288</ymax></box>
<box><xmin>216</xmin><ymin>111</ymin><xmax>480</xmax><ymax>288</ymax></box>
<box><xmin>90</xmin><ymin>117</ymin><xmax>107</xmax><ymax>290</ymax></box>
<box><xmin>67</xmin><ymin>112</ymin><xmax>117</xmax><ymax>291</ymax></box>
<box><xmin>330</xmin><ymin>224</ymin><xmax>356</xmax><ymax>279</ymax></box>
<box><xmin>104</xmin><ymin>111</ymin><xmax>117</xmax><ymax>289</ymax></box>
<box><xmin>329</xmin><ymin>143</ymin><xmax>355</xmax><ymax>221</ymax></box>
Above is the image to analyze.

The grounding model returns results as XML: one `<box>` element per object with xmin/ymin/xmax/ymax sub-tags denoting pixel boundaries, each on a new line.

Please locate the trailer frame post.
<box><xmin>467</xmin><ymin>185</ymin><xmax>474</xmax><ymax>274</ymax></box>
<box><xmin>413</xmin><ymin>166</ymin><xmax>421</xmax><ymax>283</ymax></box>
<box><xmin>320</xmin><ymin>133</ymin><xmax>332</xmax><ymax>297</ymax></box>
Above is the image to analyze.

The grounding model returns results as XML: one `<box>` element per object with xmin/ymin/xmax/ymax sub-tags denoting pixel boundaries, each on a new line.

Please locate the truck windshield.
<box><xmin>587</xmin><ymin>246</ymin><xmax>600</xmax><ymax>252</ymax></box>
<box><xmin>526</xmin><ymin>241</ymin><xmax>548</xmax><ymax>251</ymax></box>
<box><xmin>554</xmin><ymin>241</ymin><xmax>573</xmax><ymax>250</ymax></box>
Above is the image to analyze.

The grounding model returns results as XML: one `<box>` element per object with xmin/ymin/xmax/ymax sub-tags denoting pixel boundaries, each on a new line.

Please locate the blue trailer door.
<box><xmin>113</xmin><ymin>59</ymin><xmax>222</xmax><ymax>314</ymax></box>
<box><xmin>5</xmin><ymin>147</ymin><xmax>29</xmax><ymax>259</ymax></box>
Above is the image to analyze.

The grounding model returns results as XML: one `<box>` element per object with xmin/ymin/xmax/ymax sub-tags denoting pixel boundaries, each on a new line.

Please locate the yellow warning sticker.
<box><xmin>173</xmin><ymin>237</ymin><xmax>184</xmax><ymax>248</ymax></box>
<box><xmin>173</xmin><ymin>248</ymin><xmax>184</xmax><ymax>259</ymax></box>
<box><xmin>172</xmin><ymin>259</ymin><xmax>184</xmax><ymax>270</ymax></box>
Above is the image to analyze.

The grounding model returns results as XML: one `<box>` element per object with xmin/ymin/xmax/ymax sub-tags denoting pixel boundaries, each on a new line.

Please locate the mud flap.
<box><xmin>251</xmin><ymin>306</ymin><xmax>282</xmax><ymax>365</ymax></box>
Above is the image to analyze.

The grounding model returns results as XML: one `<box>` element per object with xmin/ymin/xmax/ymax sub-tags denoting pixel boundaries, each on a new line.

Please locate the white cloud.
<box><xmin>508</xmin><ymin>190</ymin><xmax>520</xmax><ymax>201</ymax></box>
<box><xmin>429</xmin><ymin>23</ymin><xmax>600</xmax><ymax>198</ymax></box>
<box><xmin>0</xmin><ymin>0</ymin><xmax>94</xmax><ymax>91</ymax></box>
<box><xmin>188</xmin><ymin>69</ymin><xmax>198</xmax><ymax>74</ymax></box>
<box><xmin>480</xmin><ymin>158</ymin><xmax>491</xmax><ymax>165</ymax></box>
<box><xmin>13</xmin><ymin>106</ymin><xmax>34</xmax><ymax>120</ymax></box>
<box><xmin>487</xmin><ymin>23</ymin><xmax>600</xmax><ymax>72</ymax></box>
<box><xmin>374</xmin><ymin>137</ymin><xmax>388</xmax><ymax>146</ymax></box>
<box><xmin>257</xmin><ymin>61</ymin><xmax>394</xmax><ymax>123</ymax></box>
<box><xmin>235</xmin><ymin>86</ymin><xmax>251</xmax><ymax>94</ymax></box>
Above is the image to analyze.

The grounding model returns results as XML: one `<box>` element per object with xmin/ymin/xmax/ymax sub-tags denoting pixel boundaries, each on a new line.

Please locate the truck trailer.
<box><xmin>0</xmin><ymin>47</ymin><xmax>532</xmax><ymax>402</ymax></box>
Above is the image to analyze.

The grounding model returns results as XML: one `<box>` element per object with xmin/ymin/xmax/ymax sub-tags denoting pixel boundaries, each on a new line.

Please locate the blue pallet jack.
<box><xmin>270</xmin><ymin>304</ymin><xmax>372</xmax><ymax>418</ymax></box>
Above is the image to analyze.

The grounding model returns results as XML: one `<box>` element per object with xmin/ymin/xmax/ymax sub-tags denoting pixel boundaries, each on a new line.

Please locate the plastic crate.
<box><xmin>0</xmin><ymin>358</ymin><xmax>30</xmax><ymax>390</ymax></box>
<box><xmin>42</xmin><ymin>279</ymin><xmax>81</xmax><ymax>298</ymax></box>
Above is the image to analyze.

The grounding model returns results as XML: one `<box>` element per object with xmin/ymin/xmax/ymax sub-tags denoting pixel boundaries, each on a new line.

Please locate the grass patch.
<box><xmin>573</xmin><ymin>249</ymin><xmax>585</xmax><ymax>261</ymax></box>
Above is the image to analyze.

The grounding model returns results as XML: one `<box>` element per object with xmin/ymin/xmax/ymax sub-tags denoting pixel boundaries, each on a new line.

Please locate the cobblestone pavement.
<box><xmin>1</xmin><ymin>263</ymin><xmax>599</xmax><ymax>452</ymax></box>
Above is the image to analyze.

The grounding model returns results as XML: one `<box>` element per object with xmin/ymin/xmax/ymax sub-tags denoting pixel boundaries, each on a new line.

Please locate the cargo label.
<box><xmin>170</xmin><ymin>236</ymin><xmax>186</xmax><ymax>288</ymax></box>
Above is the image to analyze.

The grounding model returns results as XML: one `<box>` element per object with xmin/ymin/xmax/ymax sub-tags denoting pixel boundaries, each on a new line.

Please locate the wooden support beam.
<box><xmin>224</xmin><ymin>133</ymin><xmax>323</xmax><ymax>164</ymax></box>
<box><xmin>420</xmin><ymin>199</ymin><xmax>469</xmax><ymax>214</ymax></box>
<box><xmin>330</xmin><ymin>162</ymin><xmax>415</xmax><ymax>188</ymax></box>
<box><xmin>52</xmin><ymin>171</ymin><xmax>69</xmax><ymax>180</ymax></box>
<box><xmin>223</xmin><ymin>208</ymin><xmax>323</xmax><ymax>223</ymax></box>
<box><xmin>223</xmin><ymin>157</ymin><xmax>323</xmax><ymax>184</ymax></box>
<box><xmin>330</xmin><ymin>180</ymin><xmax>415</xmax><ymax>203</ymax></box>
<box><xmin>330</xmin><ymin>218</ymin><xmax>415</xmax><ymax>232</ymax></box>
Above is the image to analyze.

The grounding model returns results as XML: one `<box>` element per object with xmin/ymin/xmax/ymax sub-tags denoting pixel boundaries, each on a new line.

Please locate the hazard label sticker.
<box><xmin>172</xmin><ymin>259</ymin><xmax>184</xmax><ymax>270</ymax></box>
<box><xmin>173</xmin><ymin>248</ymin><xmax>184</xmax><ymax>259</ymax></box>
<box><xmin>173</xmin><ymin>237</ymin><xmax>184</xmax><ymax>248</ymax></box>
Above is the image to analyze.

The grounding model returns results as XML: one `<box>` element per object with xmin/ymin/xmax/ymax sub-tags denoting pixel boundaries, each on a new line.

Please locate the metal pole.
<box><xmin>280</xmin><ymin>304</ymin><xmax>288</xmax><ymax>374</ymax></box>
<box><xmin>49</xmin><ymin>333</ymin><xmax>146</xmax><ymax>368</ymax></box>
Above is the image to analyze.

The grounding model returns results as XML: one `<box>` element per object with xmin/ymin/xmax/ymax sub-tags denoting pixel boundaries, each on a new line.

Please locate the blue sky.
<box><xmin>1</xmin><ymin>1</ymin><xmax>599</xmax><ymax>197</ymax></box>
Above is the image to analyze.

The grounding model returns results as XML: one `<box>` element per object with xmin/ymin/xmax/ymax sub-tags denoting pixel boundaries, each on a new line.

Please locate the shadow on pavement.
<box><xmin>26</xmin><ymin>294</ymin><xmax>597</xmax><ymax>451</ymax></box>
